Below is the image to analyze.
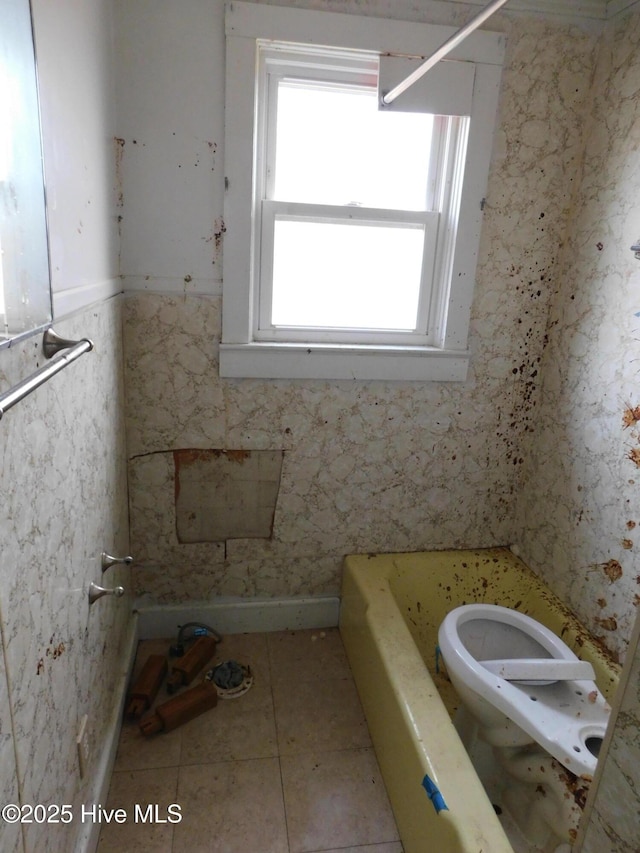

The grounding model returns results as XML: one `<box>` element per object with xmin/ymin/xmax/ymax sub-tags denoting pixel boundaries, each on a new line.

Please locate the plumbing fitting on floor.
<box><xmin>206</xmin><ymin>660</ymin><xmax>253</xmax><ymax>698</ymax></box>
<box><xmin>169</xmin><ymin>621</ymin><xmax>223</xmax><ymax>657</ymax></box>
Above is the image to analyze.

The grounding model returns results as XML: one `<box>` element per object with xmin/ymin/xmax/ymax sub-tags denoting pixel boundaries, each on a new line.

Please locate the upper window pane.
<box><xmin>273</xmin><ymin>79</ymin><xmax>434</xmax><ymax>211</ymax></box>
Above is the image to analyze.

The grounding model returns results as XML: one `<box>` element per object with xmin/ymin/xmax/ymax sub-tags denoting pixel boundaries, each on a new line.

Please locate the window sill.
<box><xmin>219</xmin><ymin>342</ymin><xmax>470</xmax><ymax>381</ymax></box>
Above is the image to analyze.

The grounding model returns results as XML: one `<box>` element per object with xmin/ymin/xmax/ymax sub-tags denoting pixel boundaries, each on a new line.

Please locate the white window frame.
<box><xmin>221</xmin><ymin>2</ymin><xmax>505</xmax><ymax>381</ymax></box>
<box><xmin>256</xmin><ymin>45</ymin><xmax>466</xmax><ymax>348</ymax></box>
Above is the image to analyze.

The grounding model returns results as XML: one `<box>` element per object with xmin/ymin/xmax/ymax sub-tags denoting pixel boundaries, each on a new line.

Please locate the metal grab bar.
<box><xmin>0</xmin><ymin>328</ymin><xmax>93</xmax><ymax>420</ymax></box>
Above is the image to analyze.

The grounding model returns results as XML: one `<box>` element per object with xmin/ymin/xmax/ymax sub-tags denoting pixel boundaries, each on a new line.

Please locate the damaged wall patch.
<box><xmin>174</xmin><ymin>449</ymin><xmax>284</xmax><ymax>542</ymax></box>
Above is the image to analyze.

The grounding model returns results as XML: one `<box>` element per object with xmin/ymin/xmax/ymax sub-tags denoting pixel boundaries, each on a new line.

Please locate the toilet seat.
<box><xmin>438</xmin><ymin>604</ymin><xmax>610</xmax><ymax>777</ymax></box>
<box><xmin>480</xmin><ymin>658</ymin><xmax>595</xmax><ymax>682</ymax></box>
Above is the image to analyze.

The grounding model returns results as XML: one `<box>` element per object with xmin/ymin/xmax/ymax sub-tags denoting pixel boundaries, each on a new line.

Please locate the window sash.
<box><xmin>256</xmin><ymin>200</ymin><xmax>439</xmax><ymax>345</ymax></box>
<box><xmin>255</xmin><ymin>48</ymin><xmax>457</xmax><ymax>348</ymax></box>
<box><xmin>261</xmin><ymin>55</ymin><xmax>442</xmax><ymax>213</ymax></box>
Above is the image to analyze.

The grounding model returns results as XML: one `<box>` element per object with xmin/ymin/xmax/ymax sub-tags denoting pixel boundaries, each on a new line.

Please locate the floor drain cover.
<box><xmin>206</xmin><ymin>660</ymin><xmax>253</xmax><ymax>698</ymax></box>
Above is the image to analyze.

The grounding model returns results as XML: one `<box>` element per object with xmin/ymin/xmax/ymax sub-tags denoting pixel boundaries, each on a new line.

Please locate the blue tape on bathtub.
<box><xmin>422</xmin><ymin>774</ymin><xmax>449</xmax><ymax>814</ymax></box>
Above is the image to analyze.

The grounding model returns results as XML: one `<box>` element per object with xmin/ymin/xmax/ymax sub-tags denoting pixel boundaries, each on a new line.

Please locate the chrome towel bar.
<box><xmin>0</xmin><ymin>328</ymin><xmax>93</xmax><ymax>420</ymax></box>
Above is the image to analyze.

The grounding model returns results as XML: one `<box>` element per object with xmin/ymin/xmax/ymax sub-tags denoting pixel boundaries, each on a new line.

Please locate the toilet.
<box><xmin>438</xmin><ymin>604</ymin><xmax>610</xmax><ymax>848</ymax></box>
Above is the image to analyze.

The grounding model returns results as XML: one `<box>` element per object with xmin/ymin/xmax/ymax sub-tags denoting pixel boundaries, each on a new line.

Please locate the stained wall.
<box><xmin>1</xmin><ymin>1</ymin><xmax>638</xmax><ymax>851</ymax></box>
<box><xmin>0</xmin><ymin>1</ymin><xmax>131</xmax><ymax>851</ymax></box>
<box><xmin>515</xmin><ymin>3</ymin><xmax>640</xmax><ymax>662</ymax></box>
<box><xmin>119</xmin><ymin>0</ymin><xmax>601</xmax><ymax>614</ymax></box>
<box><xmin>513</xmin><ymin>5</ymin><xmax>640</xmax><ymax>849</ymax></box>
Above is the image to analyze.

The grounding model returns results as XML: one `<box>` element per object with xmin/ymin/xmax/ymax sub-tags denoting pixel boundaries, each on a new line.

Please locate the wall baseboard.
<box><xmin>77</xmin><ymin>613</ymin><xmax>138</xmax><ymax>853</ymax></box>
<box><xmin>135</xmin><ymin>595</ymin><xmax>341</xmax><ymax>639</ymax></box>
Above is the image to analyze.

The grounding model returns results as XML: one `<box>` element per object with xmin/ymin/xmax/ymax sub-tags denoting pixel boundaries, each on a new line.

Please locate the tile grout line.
<box><xmin>168</xmin><ymin>765</ymin><xmax>178</xmax><ymax>853</ymax></box>
<box><xmin>267</xmin><ymin>632</ymin><xmax>293</xmax><ymax>853</ymax></box>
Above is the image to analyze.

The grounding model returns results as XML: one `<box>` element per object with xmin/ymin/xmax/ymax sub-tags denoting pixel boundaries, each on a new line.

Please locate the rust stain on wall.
<box><xmin>225</xmin><ymin>449</ymin><xmax>251</xmax><ymax>463</ymax></box>
<box><xmin>174</xmin><ymin>448</ymin><xmax>224</xmax><ymax>466</ymax></box>
<box><xmin>213</xmin><ymin>217</ymin><xmax>227</xmax><ymax>263</ymax></box>
<box><xmin>174</xmin><ymin>448</ymin><xmax>251</xmax><ymax>467</ymax></box>
<box><xmin>46</xmin><ymin>641</ymin><xmax>66</xmax><ymax>660</ymax></box>
<box><xmin>114</xmin><ymin>137</ymin><xmax>125</xmax><ymax>208</ymax></box>
<box><xmin>594</xmin><ymin>616</ymin><xmax>618</xmax><ymax>632</ymax></box>
<box><xmin>597</xmin><ymin>559</ymin><xmax>623</xmax><ymax>583</ymax></box>
<box><xmin>173</xmin><ymin>449</ymin><xmax>254</xmax><ymax>501</ymax></box>
<box><xmin>622</xmin><ymin>405</ymin><xmax>640</xmax><ymax>429</ymax></box>
<box><xmin>628</xmin><ymin>447</ymin><xmax>640</xmax><ymax>468</ymax></box>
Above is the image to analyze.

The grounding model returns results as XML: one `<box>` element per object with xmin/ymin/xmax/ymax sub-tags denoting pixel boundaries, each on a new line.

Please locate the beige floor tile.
<box><xmin>267</xmin><ymin>628</ymin><xmax>353</xmax><ymax>685</ymax></box>
<box><xmin>173</xmin><ymin>758</ymin><xmax>288</xmax><ymax>853</ymax></box>
<box><xmin>114</xmin><ymin>716</ymin><xmax>183</xmax><ymax>772</ymax></box>
<box><xmin>274</xmin><ymin>676</ymin><xmax>371</xmax><ymax>755</ymax></box>
<box><xmin>96</xmin><ymin>766</ymin><xmax>179</xmax><ymax>853</ymax></box>
<box><xmin>105</xmin><ymin>632</ymin><xmax>403</xmax><ymax>853</ymax></box>
<box><xmin>281</xmin><ymin>748</ymin><xmax>400</xmax><ymax>853</ymax></box>
<box><xmin>180</xmin><ymin>683</ymin><xmax>278</xmax><ymax>764</ymax></box>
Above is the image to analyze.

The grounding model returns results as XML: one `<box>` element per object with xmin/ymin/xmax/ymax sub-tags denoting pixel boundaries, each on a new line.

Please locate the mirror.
<box><xmin>0</xmin><ymin>0</ymin><xmax>52</xmax><ymax>346</ymax></box>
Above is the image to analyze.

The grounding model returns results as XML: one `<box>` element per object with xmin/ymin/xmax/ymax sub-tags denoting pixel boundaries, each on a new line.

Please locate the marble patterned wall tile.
<box><xmin>515</xmin><ymin>4</ymin><xmax>640</xmax><ymax>662</ymax></box>
<box><xmin>122</xmin><ymin>7</ymin><xmax>597</xmax><ymax>607</ymax></box>
<box><xmin>0</xmin><ymin>645</ymin><xmax>22</xmax><ymax>853</ymax></box>
<box><xmin>126</xmin><ymin>300</ymin><xmax>532</xmax><ymax>604</ymax></box>
<box><xmin>511</xmin><ymin>5</ymin><xmax>640</xmax><ymax>847</ymax></box>
<box><xmin>123</xmin><ymin>293</ymin><xmax>225</xmax><ymax>456</ymax></box>
<box><xmin>128</xmin><ymin>437</ymin><xmax>487</xmax><ymax>602</ymax></box>
<box><xmin>0</xmin><ymin>300</ymin><xmax>131</xmax><ymax>852</ymax></box>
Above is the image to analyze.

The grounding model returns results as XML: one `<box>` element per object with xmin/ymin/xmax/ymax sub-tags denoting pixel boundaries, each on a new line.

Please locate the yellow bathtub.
<box><xmin>339</xmin><ymin>547</ymin><xmax>620</xmax><ymax>853</ymax></box>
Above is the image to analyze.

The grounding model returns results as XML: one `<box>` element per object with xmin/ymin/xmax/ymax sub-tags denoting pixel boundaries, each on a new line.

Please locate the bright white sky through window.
<box><xmin>272</xmin><ymin>219</ymin><xmax>425</xmax><ymax>328</ymax></box>
<box><xmin>274</xmin><ymin>81</ymin><xmax>433</xmax><ymax>210</ymax></box>
<box><xmin>271</xmin><ymin>80</ymin><xmax>434</xmax><ymax>330</ymax></box>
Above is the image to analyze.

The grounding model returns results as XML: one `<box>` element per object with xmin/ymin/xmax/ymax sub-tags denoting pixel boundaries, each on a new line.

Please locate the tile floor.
<box><xmin>97</xmin><ymin>628</ymin><xmax>403</xmax><ymax>853</ymax></box>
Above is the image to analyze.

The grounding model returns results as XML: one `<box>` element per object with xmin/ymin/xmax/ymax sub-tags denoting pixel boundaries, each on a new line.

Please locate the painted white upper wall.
<box><xmin>26</xmin><ymin>0</ymin><xmax>639</xmax><ymax>320</ymax></box>
<box><xmin>114</xmin><ymin>0</ymin><xmax>225</xmax><ymax>287</ymax></box>
<box><xmin>31</xmin><ymin>0</ymin><xmax>121</xmax><ymax>319</ymax></box>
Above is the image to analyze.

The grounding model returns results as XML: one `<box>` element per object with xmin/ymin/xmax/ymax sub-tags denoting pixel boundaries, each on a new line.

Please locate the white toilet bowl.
<box><xmin>438</xmin><ymin>604</ymin><xmax>609</xmax><ymax>777</ymax></box>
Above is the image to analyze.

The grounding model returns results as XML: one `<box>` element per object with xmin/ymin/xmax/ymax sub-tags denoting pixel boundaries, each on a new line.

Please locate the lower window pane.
<box><xmin>270</xmin><ymin>219</ymin><xmax>425</xmax><ymax>331</ymax></box>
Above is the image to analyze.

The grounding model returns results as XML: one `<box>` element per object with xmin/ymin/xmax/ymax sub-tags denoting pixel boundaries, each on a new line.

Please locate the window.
<box><xmin>222</xmin><ymin>2</ymin><xmax>505</xmax><ymax>380</ymax></box>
